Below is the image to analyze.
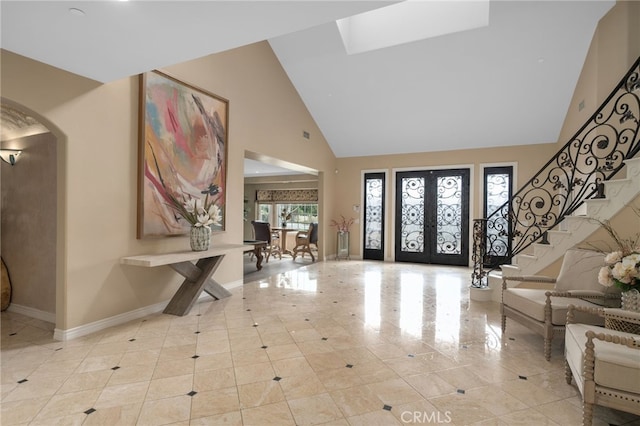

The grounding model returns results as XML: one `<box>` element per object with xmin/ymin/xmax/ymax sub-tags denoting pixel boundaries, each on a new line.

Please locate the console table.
<box><xmin>121</xmin><ymin>243</ymin><xmax>250</xmax><ymax>316</ymax></box>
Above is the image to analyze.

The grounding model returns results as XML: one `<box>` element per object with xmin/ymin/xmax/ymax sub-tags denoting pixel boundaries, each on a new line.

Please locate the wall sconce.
<box><xmin>0</xmin><ymin>149</ymin><xmax>23</xmax><ymax>166</ymax></box>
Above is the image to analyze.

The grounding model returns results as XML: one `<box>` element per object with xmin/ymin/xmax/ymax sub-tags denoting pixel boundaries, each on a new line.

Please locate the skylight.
<box><xmin>337</xmin><ymin>0</ymin><xmax>490</xmax><ymax>55</ymax></box>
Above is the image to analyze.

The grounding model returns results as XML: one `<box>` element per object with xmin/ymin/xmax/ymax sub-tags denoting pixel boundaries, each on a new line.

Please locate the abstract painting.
<box><xmin>137</xmin><ymin>70</ymin><xmax>228</xmax><ymax>238</ymax></box>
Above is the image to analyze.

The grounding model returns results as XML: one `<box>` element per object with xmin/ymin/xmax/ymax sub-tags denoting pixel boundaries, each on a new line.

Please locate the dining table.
<box><xmin>271</xmin><ymin>227</ymin><xmax>297</xmax><ymax>256</ymax></box>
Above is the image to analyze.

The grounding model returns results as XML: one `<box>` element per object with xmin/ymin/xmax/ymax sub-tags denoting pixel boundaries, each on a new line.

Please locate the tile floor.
<box><xmin>2</xmin><ymin>260</ymin><xmax>639</xmax><ymax>425</ymax></box>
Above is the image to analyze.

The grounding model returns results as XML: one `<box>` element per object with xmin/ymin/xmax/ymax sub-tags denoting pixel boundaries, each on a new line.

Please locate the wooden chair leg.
<box><xmin>564</xmin><ymin>360</ymin><xmax>573</xmax><ymax>385</ymax></box>
<box><xmin>544</xmin><ymin>337</ymin><xmax>551</xmax><ymax>361</ymax></box>
<box><xmin>583</xmin><ymin>401</ymin><xmax>593</xmax><ymax>426</ymax></box>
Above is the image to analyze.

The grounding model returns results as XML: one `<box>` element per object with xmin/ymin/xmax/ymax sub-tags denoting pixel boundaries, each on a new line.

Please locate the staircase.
<box><xmin>487</xmin><ymin>157</ymin><xmax>640</xmax><ymax>301</ymax></box>
<box><xmin>509</xmin><ymin>157</ymin><xmax>640</xmax><ymax>275</ymax></box>
<box><xmin>475</xmin><ymin>57</ymin><xmax>640</xmax><ymax>302</ymax></box>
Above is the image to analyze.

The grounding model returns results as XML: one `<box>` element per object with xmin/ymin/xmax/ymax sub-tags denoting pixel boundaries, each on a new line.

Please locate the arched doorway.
<box><xmin>1</xmin><ymin>100</ymin><xmax>63</xmax><ymax>333</ymax></box>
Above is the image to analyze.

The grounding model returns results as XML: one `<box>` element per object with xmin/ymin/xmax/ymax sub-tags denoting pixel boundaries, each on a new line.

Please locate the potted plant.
<box><xmin>166</xmin><ymin>189</ymin><xmax>222</xmax><ymax>251</ymax></box>
<box><xmin>331</xmin><ymin>215</ymin><xmax>354</xmax><ymax>260</ymax></box>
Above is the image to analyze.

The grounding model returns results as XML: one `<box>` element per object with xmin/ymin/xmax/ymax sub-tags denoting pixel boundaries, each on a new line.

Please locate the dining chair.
<box><xmin>292</xmin><ymin>223</ymin><xmax>318</xmax><ymax>262</ymax></box>
<box><xmin>250</xmin><ymin>220</ymin><xmax>281</xmax><ymax>262</ymax></box>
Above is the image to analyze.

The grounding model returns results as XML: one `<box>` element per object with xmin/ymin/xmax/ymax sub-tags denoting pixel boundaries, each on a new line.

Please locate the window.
<box><xmin>258</xmin><ymin>204</ymin><xmax>272</xmax><ymax>223</ymax></box>
<box><xmin>256</xmin><ymin>202</ymin><xmax>318</xmax><ymax>230</ymax></box>
<box><xmin>483</xmin><ymin>166</ymin><xmax>513</xmax><ymax>265</ymax></box>
<box><xmin>255</xmin><ymin>189</ymin><xmax>319</xmax><ymax>230</ymax></box>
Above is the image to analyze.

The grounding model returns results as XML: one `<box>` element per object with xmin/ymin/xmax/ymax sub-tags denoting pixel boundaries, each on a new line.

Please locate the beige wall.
<box><xmin>559</xmin><ymin>1</ymin><xmax>640</xmax><ymax>144</ymax></box>
<box><xmin>335</xmin><ymin>143</ymin><xmax>557</xmax><ymax>260</ymax></box>
<box><xmin>1</xmin><ymin>132</ymin><xmax>57</xmax><ymax>314</ymax></box>
<box><xmin>0</xmin><ymin>41</ymin><xmax>337</xmax><ymax>331</ymax></box>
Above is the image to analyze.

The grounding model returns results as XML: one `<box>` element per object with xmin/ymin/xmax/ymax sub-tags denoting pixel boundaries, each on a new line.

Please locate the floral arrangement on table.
<box><xmin>330</xmin><ymin>215</ymin><xmax>355</xmax><ymax>234</ymax></box>
<box><xmin>280</xmin><ymin>208</ymin><xmax>294</xmax><ymax>226</ymax></box>
<box><xmin>599</xmin><ymin>250</ymin><xmax>640</xmax><ymax>292</ymax></box>
<box><xmin>166</xmin><ymin>185</ymin><xmax>222</xmax><ymax>229</ymax></box>
<box><xmin>586</xmin><ymin>209</ymin><xmax>640</xmax><ymax>292</ymax></box>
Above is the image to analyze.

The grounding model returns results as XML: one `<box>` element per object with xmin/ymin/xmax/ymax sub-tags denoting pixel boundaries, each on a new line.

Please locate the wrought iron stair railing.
<box><xmin>472</xmin><ymin>56</ymin><xmax>640</xmax><ymax>288</ymax></box>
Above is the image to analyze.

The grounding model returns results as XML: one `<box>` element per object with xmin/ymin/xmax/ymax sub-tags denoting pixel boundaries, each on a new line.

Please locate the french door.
<box><xmin>363</xmin><ymin>173</ymin><xmax>385</xmax><ymax>260</ymax></box>
<box><xmin>395</xmin><ymin>169</ymin><xmax>470</xmax><ymax>266</ymax></box>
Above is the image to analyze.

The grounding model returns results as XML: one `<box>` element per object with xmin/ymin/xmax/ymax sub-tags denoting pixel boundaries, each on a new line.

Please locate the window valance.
<box><xmin>256</xmin><ymin>189</ymin><xmax>318</xmax><ymax>202</ymax></box>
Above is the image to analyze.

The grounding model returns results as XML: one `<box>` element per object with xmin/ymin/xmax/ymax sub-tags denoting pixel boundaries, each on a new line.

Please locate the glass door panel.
<box><xmin>395</xmin><ymin>169</ymin><xmax>469</xmax><ymax>266</ymax></box>
<box><xmin>363</xmin><ymin>172</ymin><xmax>385</xmax><ymax>260</ymax></box>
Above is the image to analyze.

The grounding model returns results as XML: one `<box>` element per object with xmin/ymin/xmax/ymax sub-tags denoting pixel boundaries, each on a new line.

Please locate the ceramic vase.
<box><xmin>190</xmin><ymin>226</ymin><xmax>211</xmax><ymax>251</ymax></box>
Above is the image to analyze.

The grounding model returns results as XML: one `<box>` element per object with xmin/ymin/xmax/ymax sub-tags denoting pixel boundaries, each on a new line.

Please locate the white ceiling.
<box><xmin>1</xmin><ymin>1</ymin><xmax>615</xmax><ymax>160</ymax></box>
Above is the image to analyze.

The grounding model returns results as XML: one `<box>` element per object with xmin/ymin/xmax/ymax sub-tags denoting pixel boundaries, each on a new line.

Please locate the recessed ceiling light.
<box><xmin>69</xmin><ymin>7</ymin><xmax>85</xmax><ymax>16</ymax></box>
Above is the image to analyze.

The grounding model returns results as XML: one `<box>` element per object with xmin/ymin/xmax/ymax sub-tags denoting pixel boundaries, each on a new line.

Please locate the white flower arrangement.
<box><xmin>598</xmin><ymin>251</ymin><xmax>640</xmax><ymax>292</ymax></box>
<box><xmin>167</xmin><ymin>189</ymin><xmax>222</xmax><ymax>228</ymax></box>
<box><xmin>588</xmin><ymin>207</ymin><xmax>640</xmax><ymax>292</ymax></box>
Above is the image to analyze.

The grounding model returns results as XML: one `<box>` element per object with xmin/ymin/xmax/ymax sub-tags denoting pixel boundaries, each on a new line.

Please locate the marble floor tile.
<box><xmin>288</xmin><ymin>392</ymin><xmax>344</xmax><ymax>425</ymax></box>
<box><xmin>136</xmin><ymin>395</ymin><xmax>192</xmax><ymax>425</ymax></box>
<box><xmin>279</xmin><ymin>371</ymin><xmax>327</xmax><ymax>399</ymax></box>
<box><xmin>237</xmin><ymin>379</ymin><xmax>285</xmax><ymax>409</ymax></box>
<box><xmin>240</xmin><ymin>401</ymin><xmax>296</xmax><ymax>426</ymax></box>
<box><xmin>2</xmin><ymin>260</ymin><xmax>638</xmax><ymax>425</ymax></box>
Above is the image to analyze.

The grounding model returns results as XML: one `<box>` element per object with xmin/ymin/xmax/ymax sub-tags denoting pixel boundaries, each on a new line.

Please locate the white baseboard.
<box><xmin>53</xmin><ymin>279</ymin><xmax>245</xmax><ymax>341</ymax></box>
<box><xmin>7</xmin><ymin>303</ymin><xmax>56</xmax><ymax>323</ymax></box>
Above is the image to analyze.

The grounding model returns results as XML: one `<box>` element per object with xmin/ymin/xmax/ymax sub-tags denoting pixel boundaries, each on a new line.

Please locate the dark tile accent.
<box><xmin>84</xmin><ymin>408</ymin><xmax>96</xmax><ymax>415</ymax></box>
<box><xmin>321</xmin><ymin>337</ymin><xmax>328</xmax><ymax>341</ymax></box>
<box><xmin>187</xmin><ymin>391</ymin><xmax>197</xmax><ymax>397</ymax></box>
<box><xmin>273</xmin><ymin>376</ymin><xmax>282</xmax><ymax>381</ymax></box>
<box><xmin>111</xmin><ymin>366</ymin><xmax>120</xmax><ymax>371</ymax></box>
<box><xmin>17</xmin><ymin>379</ymin><xmax>27</xmax><ymax>384</ymax></box>
<box><xmin>383</xmin><ymin>405</ymin><xmax>392</xmax><ymax>411</ymax></box>
<box><xmin>408</xmin><ymin>354</ymin><xmax>415</xmax><ymax>358</ymax></box>
<box><xmin>345</xmin><ymin>364</ymin><xmax>353</xmax><ymax>368</ymax></box>
<box><xmin>457</xmin><ymin>389</ymin><xmax>465</xmax><ymax>394</ymax></box>
<box><xmin>192</xmin><ymin>355</ymin><xmax>200</xmax><ymax>359</ymax></box>
<box><xmin>261</xmin><ymin>346</ymin><xmax>268</xmax><ymax>349</ymax></box>
<box><xmin>129</xmin><ymin>339</ymin><xmax>136</xmax><ymax>342</ymax></box>
<box><xmin>518</xmin><ymin>375</ymin><xmax>527</xmax><ymax>380</ymax></box>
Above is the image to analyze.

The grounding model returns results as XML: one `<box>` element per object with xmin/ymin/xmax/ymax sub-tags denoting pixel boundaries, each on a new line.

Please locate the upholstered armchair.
<box><xmin>565</xmin><ymin>304</ymin><xmax>640</xmax><ymax>425</ymax></box>
<box><xmin>501</xmin><ymin>248</ymin><xmax>620</xmax><ymax>361</ymax></box>
<box><xmin>292</xmin><ymin>223</ymin><xmax>318</xmax><ymax>262</ymax></box>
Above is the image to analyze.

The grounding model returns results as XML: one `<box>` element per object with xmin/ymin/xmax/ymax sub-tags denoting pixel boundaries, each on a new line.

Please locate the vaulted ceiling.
<box><xmin>1</xmin><ymin>1</ymin><xmax>615</xmax><ymax>159</ymax></box>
